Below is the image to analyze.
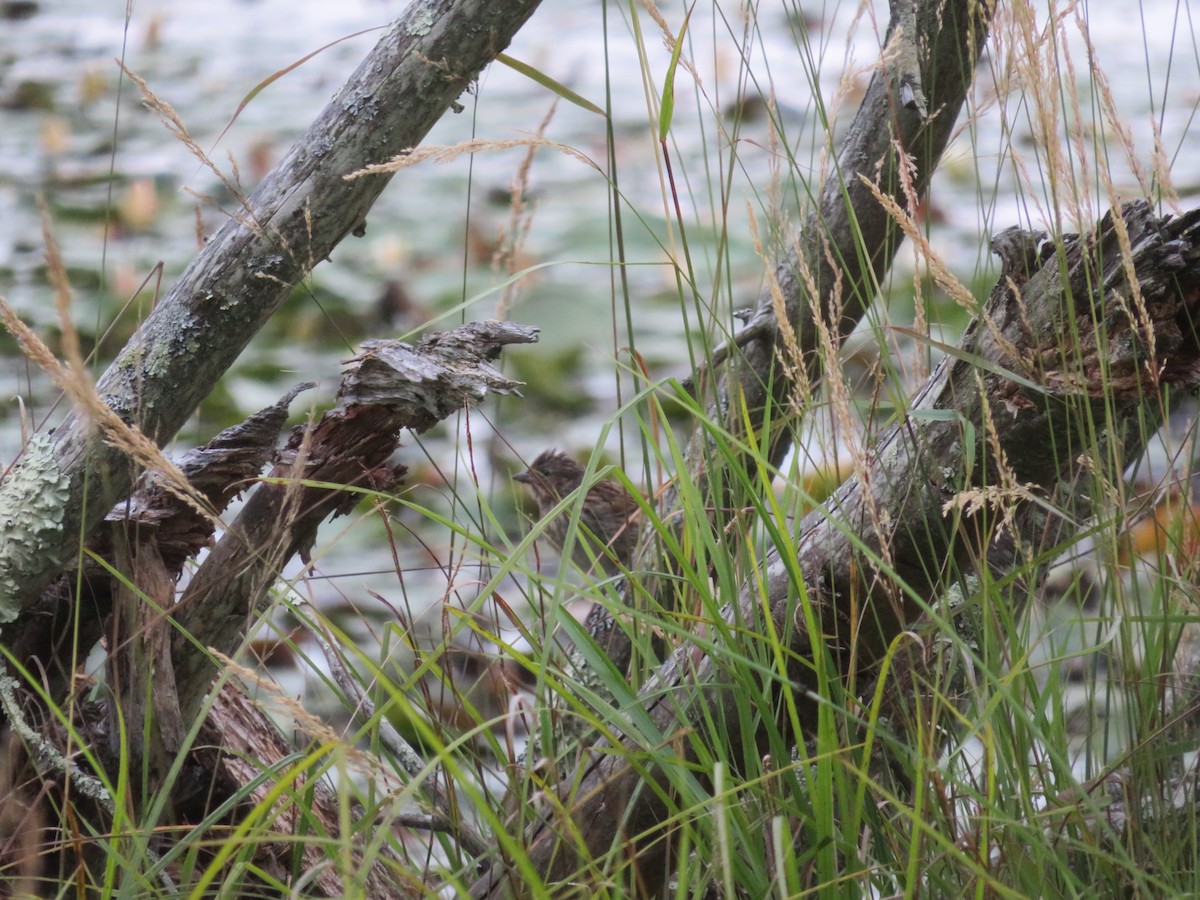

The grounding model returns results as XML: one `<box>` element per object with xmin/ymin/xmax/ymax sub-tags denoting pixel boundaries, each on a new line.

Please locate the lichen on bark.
<box><xmin>0</xmin><ymin>435</ymin><xmax>70</xmax><ymax>627</ymax></box>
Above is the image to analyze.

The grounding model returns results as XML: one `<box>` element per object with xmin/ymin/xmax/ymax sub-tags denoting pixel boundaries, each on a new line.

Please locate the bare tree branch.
<box><xmin>0</xmin><ymin>0</ymin><xmax>544</xmax><ymax>628</ymax></box>
<box><xmin>474</xmin><ymin>202</ymin><xmax>1200</xmax><ymax>895</ymax></box>
<box><xmin>585</xmin><ymin>0</ymin><xmax>996</xmax><ymax>700</ymax></box>
<box><xmin>173</xmin><ymin>322</ymin><xmax>537</xmax><ymax>720</ymax></box>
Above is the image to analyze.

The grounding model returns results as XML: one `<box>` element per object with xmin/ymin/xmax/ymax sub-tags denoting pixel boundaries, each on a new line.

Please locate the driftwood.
<box><xmin>0</xmin><ymin>0</ymin><xmax>543</xmax><ymax>629</ymax></box>
<box><xmin>4</xmin><ymin>383</ymin><xmax>318</xmax><ymax>768</ymax></box>
<box><xmin>167</xmin><ymin>323</ymin><xmax>531</xmax><ymax>895</ymax></box>
<box><xmin>6</xmin><ymin>322</ymin><xmax>533</xmax><ymax>894</ymax></box>
<box><xmin>471</xmin><ymin>202</ymin><xmax>1200</xmax><ymax>895</ymax></box>
<box><xmin>584</xmin><ymin>0</ymin><xmax>996</xmax><ymax>681</ymax></box>
<box><xmin>173</xmin><ymin>322</ymin><xmax>537</xmax><ymax>721</ymax></box>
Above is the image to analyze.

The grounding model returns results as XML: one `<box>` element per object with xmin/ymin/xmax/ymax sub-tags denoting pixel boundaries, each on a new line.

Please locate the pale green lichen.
<box><xmin>405</xmin><ymin>0</ymin><xmax>435</xmax><ymax>36</ymax></box>
<box><xmin>0</xmin><ymin>434</ymin><xmax>71</xmax><ymax>627</ymax></box>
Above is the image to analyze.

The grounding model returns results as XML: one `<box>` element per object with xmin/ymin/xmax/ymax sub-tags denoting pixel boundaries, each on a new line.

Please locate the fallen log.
<box><xmin>472</xmin><ymin>201</ymin><xmax>1200</xmax><ymax>896</ymax></box>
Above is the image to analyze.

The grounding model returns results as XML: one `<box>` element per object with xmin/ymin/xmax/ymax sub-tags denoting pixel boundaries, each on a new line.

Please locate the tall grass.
<box><xmin>4</xmin><ymin>0</ymin><xmax>1200</xmax><ymax>897</ymax></box>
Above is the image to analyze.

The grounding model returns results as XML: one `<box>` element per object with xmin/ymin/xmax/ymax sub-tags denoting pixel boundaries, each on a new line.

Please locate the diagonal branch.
<box><xmin>173</xmin><ymin>321</ymin><xmax>537</xmax><ymax>721</ymax></box>
<box><xmin>585</xmin><ymin>0</ymin><xmax>996</xmax><ymax>687</ymax></box>
<box><xmin>0</xmin><ymin>0</ymin><xmax>544</xmax><ymax>629</ymax></box>
<box><xmin>474</xmin><ymin>202</ymin><xmax>1200</xmax><ymax>895</ymax></box>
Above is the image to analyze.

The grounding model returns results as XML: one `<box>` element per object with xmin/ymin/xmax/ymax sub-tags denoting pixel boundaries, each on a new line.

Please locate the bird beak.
<box><xmin>513</xmin><ymin>471</ymin><xmax>532</xmax><ymax>484</ymax></box>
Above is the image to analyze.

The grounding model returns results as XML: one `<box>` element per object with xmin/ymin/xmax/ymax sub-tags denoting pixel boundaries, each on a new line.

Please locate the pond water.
<box><xmin>1</xmin><ymin>0</ymin><xmax>1198</xmax><ymax>730</ymax></box>
<box><xmin>6</xmin><ymin>2</ymin><xmax>1194</xmax><ymax>444</ymax></box>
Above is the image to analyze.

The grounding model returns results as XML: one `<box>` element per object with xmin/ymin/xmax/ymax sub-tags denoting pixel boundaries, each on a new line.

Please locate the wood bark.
<box><xmin>711</xmin><ymin>0</ymin><xmax>993</xmax><ymax>471</ymax></box>
<box><xmin>172</xmin><ymin>322</ymin><xmax>537</xmax><ymax>721</ymax></box>
<box><xmin>472</xmin><ymin>203</ymin><xmax>1200</xmax><ymax>895</ymax></box>
<box><xmin>586</xmin><ymin>0</ymin><xmax>996</xmax><ymax>679</ymax></box>
<box><xmin>5</xmin><ymin>384</ymin><xmax>307</xmax><ymax>709</ymax></box>
<box><xmin>6</xmin><ymin>322</ymin><xmax>534</xmax><ymax>895</ymax></box>
<box><xmin>161</xmin><ymin>323</ymin><xmax>531</xmax><ymax>895</ymax></box>
<box><xmin>0</xmin><ymin>0</ymin><xmax>543</xmax><ymax>629</ymax></box>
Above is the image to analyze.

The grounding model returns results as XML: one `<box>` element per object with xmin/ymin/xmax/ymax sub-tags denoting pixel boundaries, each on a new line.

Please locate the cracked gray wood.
<box><xmin>0</xmin><ymin>0</ymin><xmax>543</xmax><ymax>628</ymax></box>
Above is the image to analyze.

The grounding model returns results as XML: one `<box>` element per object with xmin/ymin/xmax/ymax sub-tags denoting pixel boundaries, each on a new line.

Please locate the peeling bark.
<box><xmin>586</xmin><ymin>0</ymin><xmax>996</xmax><ymax>682</ymax></box>
<box><xmin>173</xmin><ymin>321</ymin><xmax>536</xmax><ymax>721</ymax></box>
<box><xmin>472</xmin><ymin>202</ymin><xmax>1200</xmax><ymax>896</ymax></box>
<box><xmin>0</xmin><ymin>0</ymin><xmax>544</xmax><ymax>628</ymax></box>
<box><xmin>6</xmin><ymin>322</ymin><xmax>535</xmax><ymax>896</ymax></box>
<box><xmin>5</xmin><ymin>385</ymin><xmax>308</xmax><ymax>706</ymax></box>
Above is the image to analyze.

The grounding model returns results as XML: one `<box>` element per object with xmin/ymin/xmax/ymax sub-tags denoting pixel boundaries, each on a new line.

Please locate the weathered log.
<box><xmin>584</xmin><ymin>0</ymin><xmax>997</xmax><ymax>682</ymax></box>
<box><xmin>162</xmin><ymin>322</ymin><xmax>532</xmax><ymax>895</ymax></box>
<box><xmin>472</xmin><ymin>202</ymin><xmax>1200</xmax><ymax>896</ymax></box>
<box><xmin>7</xmin><ymin>322</ymin><xmax>533</xmax><ymax>896</ymax></box>
<box><xmin>0</xmin><ymin>0</ymin><xmax>544</xmax><ymax>629</ymax></box>
<box><xmin>5</xmin><ymin>385</ymin><xmax>307</xmax><ymax>707</ymax></box>
<box><xmin>173</xmin><ymin>320</ymin><xmax>537</xmax><ymax>721</ymax></box>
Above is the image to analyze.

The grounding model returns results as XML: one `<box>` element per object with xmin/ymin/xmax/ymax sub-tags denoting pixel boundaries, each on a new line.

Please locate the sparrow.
<box><xmin>514</xmin><ymin>450</ymin><xmax>640</xmax><ymax>574</ymax></box>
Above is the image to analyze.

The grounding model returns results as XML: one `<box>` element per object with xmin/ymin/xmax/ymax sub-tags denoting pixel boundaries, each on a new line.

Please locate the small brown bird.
<box><xmin>514</xmin><ymin>450</ymin><xmax>640</xmax><ymax>573</ymax></box>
